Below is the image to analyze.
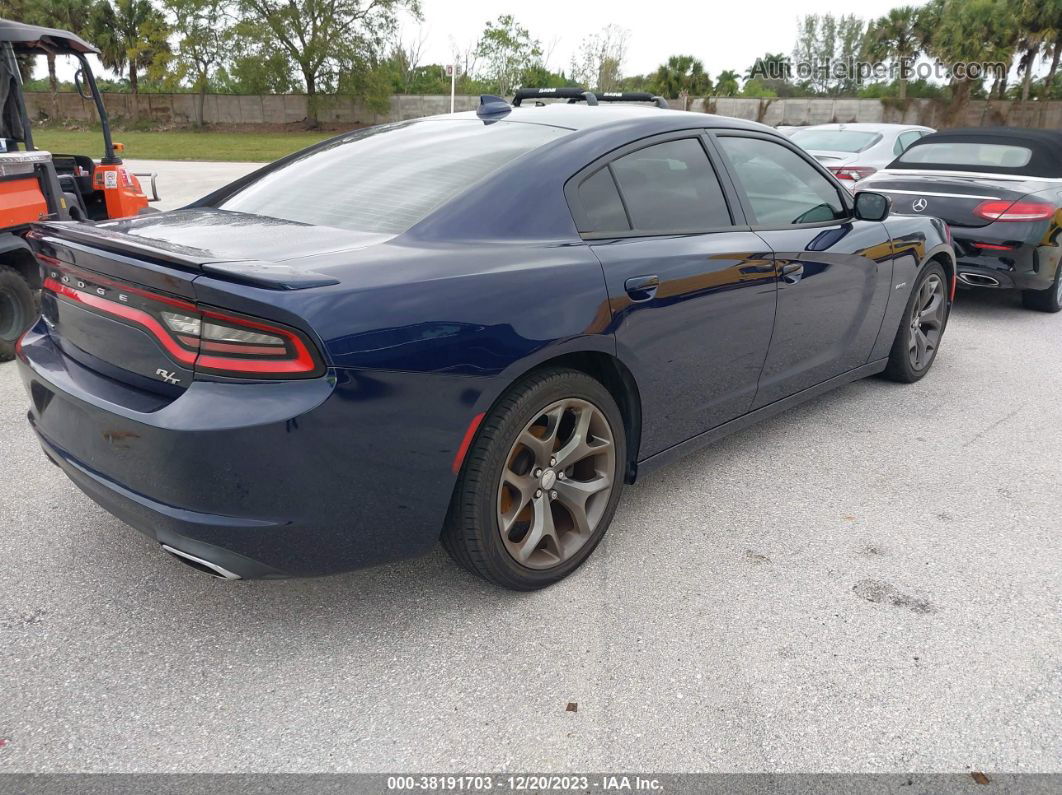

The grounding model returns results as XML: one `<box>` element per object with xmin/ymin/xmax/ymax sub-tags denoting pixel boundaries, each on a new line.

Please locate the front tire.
<box><xmin>1021</xmin><ymin>263</ymin><xmax>1062</xmax><ymax>313</ymax></box>
<box><xmin>0</xmin><ymin>265</ymin><xmax>37</xmax><ymax>363</ymax></box>
<box><xmin>442</xmin><ymin>368</ymin><xmax>627</xmax><ymax>590</ymax></box>
<box><xmin>883</xmin><ymin>262</ymin><xmax>949</xmax><ymax>383</ymax></box>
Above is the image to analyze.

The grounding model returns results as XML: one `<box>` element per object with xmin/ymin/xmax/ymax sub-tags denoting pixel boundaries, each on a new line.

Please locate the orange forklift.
<box><xmin>0</xmin><ymin>18</ymin><xmax>157</xmax><ymax>360</ymax></box>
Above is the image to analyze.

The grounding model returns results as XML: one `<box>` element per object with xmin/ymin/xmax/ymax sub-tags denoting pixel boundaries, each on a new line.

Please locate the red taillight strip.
<box><xmin>973</xmin><ymin>200</ymin><xmax>1055</xmax><ymax>222</ymax></box>
<box><xmin>196</xmin><ymin>308</ymin><xmax>318</xmax><ymax>374</ymax></box>
<box><xmin>40</xmin><ymin>259</ymin><xmax>324</xmax><ymax>378</ymax></box>
<box><xmin>43</xmin><ymin>277</ymin><xmax>198</xmax><ymax>365</ymax></box>
<box><xmin>972</xmin><ymin>242</ymin><xmax>1014</xmax><ymax>251</ymax></box>
<box><xmin>452</xmin><ymin>412</ymin><xmax>485</xmax><ymax>475</ymax></box>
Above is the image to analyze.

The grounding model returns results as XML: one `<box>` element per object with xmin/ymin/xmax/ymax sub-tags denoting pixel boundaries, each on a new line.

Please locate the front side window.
<box><xmin>717</xmin><ymin>136</ymin><xmax>847</xmax><ymax>226</ymax></box>
<box><xmin>218</xmin><ymin>120</ymin><xmax>570</xmax><ymax>234</ymax></box>
<box><xmin>607</xmin><ymin>138</ymin><xmax>732</xmax><ymax>231</ymax></box>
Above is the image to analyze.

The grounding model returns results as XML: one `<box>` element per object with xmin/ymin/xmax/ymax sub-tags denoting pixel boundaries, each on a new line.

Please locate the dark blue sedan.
<box><xmin>17</xmin><ymin>90</ymin><xmax>955</xmax><ymax>590</ymax></box>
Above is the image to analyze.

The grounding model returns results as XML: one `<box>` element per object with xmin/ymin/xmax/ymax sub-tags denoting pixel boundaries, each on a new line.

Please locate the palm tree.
<box><xmin>89</xmin><ymin>0</ymin><xmax>171</xmax><ymax>95</ymax></box>
<box><xmin>865</xmin><ymin>6</ymin><xmax>923</xmax><ymax>100</ymax></box>
<box><xmin>652</xmin><ymin>55</ymin><xmax>712</xmax><ymax>102</ymax></box>
<box><xmin>33</xmin><ymin>0</ymin><xmax>87</xmax><ymax>94</ymax></box>
<box><xmin>1023</xmin><ymin>0</ymin><xmax>1062</xmax><ymax>101</ymax></box>
<box><xmin>715</xmin><ymin>69</ymin><xmax>740</xmax><ymax>97</ymax></box>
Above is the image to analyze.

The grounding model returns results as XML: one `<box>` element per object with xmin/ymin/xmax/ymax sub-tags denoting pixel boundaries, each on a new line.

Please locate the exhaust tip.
<box><xmin>161</xmin><ymin>544</ymin><xmax>242</xmax><ymax>580</ymax></box>
<box><xmin>958</xmin><ymin>272</ymin><xmax>1001</xmax><ymax>287</ymax></box>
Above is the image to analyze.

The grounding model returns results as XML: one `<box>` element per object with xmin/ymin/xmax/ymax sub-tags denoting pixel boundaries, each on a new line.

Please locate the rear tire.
<box><xmin>0</xmin><ymin>265</ymin><xmax>36</xmax><ymax>363</ymax></box>
<box><xmin>1021</xmin><ymin>264</ymin><xmax>1062</xmax><ymax>313</ymax></box>
<box><xmin>883</xmin><ymin>262</ymin><xmax>949</xmax><ymax>383</ymax></box>
<box><xmin>442</xmin><ymin>368</ymin><xmax>627</xmax><ymax>591</ymax></box>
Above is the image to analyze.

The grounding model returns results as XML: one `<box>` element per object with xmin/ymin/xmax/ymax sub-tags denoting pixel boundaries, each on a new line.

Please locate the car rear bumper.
<box><xmin>953</xmin><ymin>237</ymin><xmax>1060</xmax><ymax>292</ymax></box>
<box><xmin>17</xmin><ymin>321</ymin><xmax>463</xmax><ymax>578</ymax></box>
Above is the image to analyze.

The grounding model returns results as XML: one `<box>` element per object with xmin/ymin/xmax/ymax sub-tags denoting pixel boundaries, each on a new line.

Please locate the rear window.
<box><xmin>790</xmin><ymin>130</ymin><xmax>881</xmax><ymax>153</ymax></box>
<box><xmin>898</xmin><ymin>142</ymin><xmax>1033</xmax><ymax>169</ymax></box>
<box><xmin>218</xmin><ymin>120</ymin><xmax>570</xmax><ymax>234</ymax></box>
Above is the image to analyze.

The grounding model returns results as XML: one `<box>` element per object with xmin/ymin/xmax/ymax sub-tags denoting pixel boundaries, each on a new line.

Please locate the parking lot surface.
<box><xmin>0</xmin><ymin>163</ymin><xmax>1059</xmax><ymax>773</ymax></box>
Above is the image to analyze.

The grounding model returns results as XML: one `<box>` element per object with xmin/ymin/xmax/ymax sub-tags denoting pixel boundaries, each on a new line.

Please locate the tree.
<box><xmin>569</xmin><ymin>25</ymin><xmax>630</xmax><ymax>92</ymax></box>
<box><xmin>163</xmin><ymin>0</ymin><xmax>235</xmax><ymax>125</ymax></box>
<box><xmin>919</xmin><ymin>0</ymin><xmax>1018</xmax><ymax>118</ymax></box>
<box><xmin>473</xmin><ymin>15</ymin><xmax>543</xmax><ymax>95</ymax></box>
<box><xmin>715</xmin><ymin>69</ymin><xmax>740</xmax><ymax>96</ymax></box>
<box><xmin>865</xmin><ymin>7</ymin><xmax>924</xmax><ymax>100</ymax></box>
<box><xmin>239</xmin><ymin>0</ymin><xmax>420</xmax><ymax>126</ymax></box>
<box><xmin>1018</xmin><ymin>0</ymin><xmax>1062</xmax><ymax>102</ymax></box>
<box><xmin>90</xmin><ymin>0</ymin><xmax>172</xmax><ymax>96</ymax></box>
<box><xmin>1039</xmin><ymin>1</ymin><xmax>1062</xmax><ymax>101</ymax></box>
<box><xmin>651</xmin><ymin>55</ymin><xmax>712</xmax><ymax>102</ymax></box>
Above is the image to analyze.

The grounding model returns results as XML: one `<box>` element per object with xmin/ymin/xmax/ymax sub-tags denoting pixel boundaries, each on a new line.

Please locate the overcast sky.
<box><xmin>400</xmin><ymin>0</ymin><xmax>930</xmax><ymax>78</ymax></box>
<box><xmin>40</xmin><ymin>0</ymin><xmax>1042</xmax><ymax>87</ymax></box>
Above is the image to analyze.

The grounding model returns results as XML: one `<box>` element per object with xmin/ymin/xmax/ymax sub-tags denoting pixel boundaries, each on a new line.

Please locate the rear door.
<box><xmin>568</xmin><ymin>132</ymin><xmax>778</xmax><ymax>456</ymax></box>
<box><xmin>712</xmin><ymin>132</ymin><xmax>892</xmax><ymax>407</ymax></box>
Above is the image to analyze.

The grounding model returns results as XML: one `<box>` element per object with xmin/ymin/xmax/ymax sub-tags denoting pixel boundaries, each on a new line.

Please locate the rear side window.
<box><xmin>718</xmin><ymin>136</ymin><xmax>846</xmax><ymax>226</ymax></box>
<box><xmin>218</xmin><ymin>120</ymin><xmax>570</xmax><ymax>234</ymax></box>
<box><xmin>898</xmin><ymin>142</ymin><xmax>1033</xmax><ymax>169</ymax></box>
<box><xmin>577</xmin><ymin>168</ymin><xmax>630</xmax><ymax>232</ymax></box>
<box><xmin>894</xmin><ymin>131</ymin><xmax>923</xmax><ymax>155</ymax></box>
<box><xmin>608</xmin><ymin>138</ymin><xmax>732</xmax><ymax>231</ymax></box>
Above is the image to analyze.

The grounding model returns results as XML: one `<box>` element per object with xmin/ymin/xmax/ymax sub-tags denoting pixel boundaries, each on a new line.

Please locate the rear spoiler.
<box><xmin>30</xmin><ymin>221</ymin><xmax>339</xmax><ymax>290</ymax></box>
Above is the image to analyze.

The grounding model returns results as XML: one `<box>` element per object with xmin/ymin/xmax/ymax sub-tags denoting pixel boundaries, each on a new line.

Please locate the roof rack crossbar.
<box><xmin>511</xmin><ymin>87</ymin><xmax>669</xmax><ymax>109</ymax></box>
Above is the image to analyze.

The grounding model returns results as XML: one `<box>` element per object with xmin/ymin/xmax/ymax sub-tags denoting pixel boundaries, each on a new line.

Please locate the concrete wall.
<box><xmin>24</xmin><ymin>92</ymin><xmax>1062</xmax><ymax>130</ymax></box>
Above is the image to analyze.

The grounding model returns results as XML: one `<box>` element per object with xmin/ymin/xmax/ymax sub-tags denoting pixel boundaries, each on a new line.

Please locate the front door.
<box><xmin>714</xmin><ymin>133</ymin><xmax>893</xmax><ymax>407</ymax></box>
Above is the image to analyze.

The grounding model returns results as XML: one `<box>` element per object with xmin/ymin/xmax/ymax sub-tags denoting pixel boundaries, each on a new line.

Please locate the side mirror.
<box><xmin>854</xmin><ymin>191</ymin><xmax>890</xmax><ymax>222</ymax></box>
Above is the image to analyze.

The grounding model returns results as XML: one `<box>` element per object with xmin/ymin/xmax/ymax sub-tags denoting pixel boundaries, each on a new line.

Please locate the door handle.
<box><xmin>780</xmin><ymin>262</ymin><xmax>804</xmax><ymax>284</ymax></box>
<box><xmin>624</xmin><ymin>274</ymin><xmax>659</xmax><ymax>301</ymax></box>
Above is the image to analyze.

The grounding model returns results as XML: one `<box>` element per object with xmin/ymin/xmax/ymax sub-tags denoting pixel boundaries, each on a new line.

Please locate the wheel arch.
<box><xmin>471</xmin><ymin>348</ymin><xmax>644</xmax><ymax>485</ymax></box>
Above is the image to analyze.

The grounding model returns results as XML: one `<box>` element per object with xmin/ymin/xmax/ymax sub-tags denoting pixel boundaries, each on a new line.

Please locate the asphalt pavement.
<box><xmin>0</xmin><ymin>161</ymin><xmax>1059</xmax><ymax>773</ymax></box>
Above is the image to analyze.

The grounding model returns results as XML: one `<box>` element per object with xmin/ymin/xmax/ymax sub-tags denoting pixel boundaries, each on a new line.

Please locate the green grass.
<box><xmin>30</xmin><ymin>129</ymin><xmax>334</xmax><ymax>162</ymax></box>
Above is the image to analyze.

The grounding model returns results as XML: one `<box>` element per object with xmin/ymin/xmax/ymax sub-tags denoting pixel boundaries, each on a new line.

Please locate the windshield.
<box><xmin>218</xmin><ymin>120</ymin><xmax>571</xmax><ymax>234</ymax></box>
<box><xmin>897</xmin><ymin>141</ymin><xmax>1033</xmax><ymax>169</ymax></box>
<box><xmin>790</xmin><ymin>130</ymin><xmax>881</xmax><ymax>153</ymax></box>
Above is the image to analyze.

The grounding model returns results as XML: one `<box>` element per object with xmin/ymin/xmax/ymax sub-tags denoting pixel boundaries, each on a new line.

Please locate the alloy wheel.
<box><xmin>496</xmin><ymin>398</ymin><xmax>616</xmax><ymax>570</ymax></box>
<box><xmin>908</xmin><ymin>273</ymin><xmax>946</xmax><ymax>371</ymax></box>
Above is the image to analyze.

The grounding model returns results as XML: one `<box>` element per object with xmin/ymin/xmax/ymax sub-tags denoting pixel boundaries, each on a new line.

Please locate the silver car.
<box><xmin>790</xmin><ymin>123</ymin><xmax>935</xmax><ymax>188</ymax></box>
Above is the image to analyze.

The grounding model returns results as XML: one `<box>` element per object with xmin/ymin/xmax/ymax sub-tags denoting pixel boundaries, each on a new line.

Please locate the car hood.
<box><xmin>96</xmin><ymin>207</ymin><xmax>394</xmax><ymax>264</ymax></box>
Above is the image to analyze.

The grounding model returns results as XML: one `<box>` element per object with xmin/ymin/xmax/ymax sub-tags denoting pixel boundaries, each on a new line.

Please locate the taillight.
<box><xmin>39</xmin><ymin>255</ymin><xmax>324</xmax><ymax>379</ymax></box>
<box><xmin>828</xmin><ymin>166</ymin><xmax>877</xmax><ymax>183</ymax></box>
<box><xmin>973</xmin><ymin>200</ymin><xmax>1055</xmax><ymax>222</ymax></box>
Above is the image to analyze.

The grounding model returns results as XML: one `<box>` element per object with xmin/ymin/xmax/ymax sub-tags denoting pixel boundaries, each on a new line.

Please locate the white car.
<box><xmin>789</xmin><ymin>123</ymin><xmax>935</xmax><ymax>188</ymax></box>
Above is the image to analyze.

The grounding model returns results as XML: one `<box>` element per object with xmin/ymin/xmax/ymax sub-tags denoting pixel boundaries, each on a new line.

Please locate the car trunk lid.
<box><xmin>858</xmin><ymin>172</ymin><xmax>1035</xmax><ymax>228</ymax></box>
<box><xmin>28</xmin><ymin>213</ymin><xmax>344</xmax><ymax>393</ymax></box>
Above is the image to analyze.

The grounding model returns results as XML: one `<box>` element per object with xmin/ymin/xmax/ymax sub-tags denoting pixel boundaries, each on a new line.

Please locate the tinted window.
<box><xmin>578</xmin><ymin>168</ymin><xmax>630</xmax><ymax>231</ymax></box>
<box><xmin>894</xmin><ymin>131</ymin><xmax>922</xmax><ymax>155</ymax></box>
<box><xmin>790</xmin><ymin>129</ymin><xmax>880</xmax><ymax>153</ymax></box>
<box><xmin>609</xmin><ymin>138</ymin><xmax>732</xmax><ymax>231</ymax></box>
<box><xmin>898</xmin><ymin>141</ymin><xmax>1033</xmax><ymax>168</ymax></box>
<box><xmin>718</xmin><ymin>136</ymin><xmax>846</xmax><ymax>226</ymax></box>
<box><xmin>219</xmin><ymin>120</ymin><xmax>570</xmax><ymax>234</ymax></box>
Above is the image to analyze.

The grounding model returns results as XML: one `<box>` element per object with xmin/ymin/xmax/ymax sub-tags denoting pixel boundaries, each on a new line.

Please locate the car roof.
<box><xmin>0</xmin><ymin>18</ymin><xmax>98</xmax><ymax>54</ymax></box>
<box><xmin>447</xmin><ymin>102</ymin><xmax>776</xmax><ymax>134</ymax></box>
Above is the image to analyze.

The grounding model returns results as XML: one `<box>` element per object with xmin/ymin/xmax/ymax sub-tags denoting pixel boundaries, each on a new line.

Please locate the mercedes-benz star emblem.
<box><xmin>912</xmin><ymin>197</ymin><xmax>928</xmax><ymax>212</ymax></box>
